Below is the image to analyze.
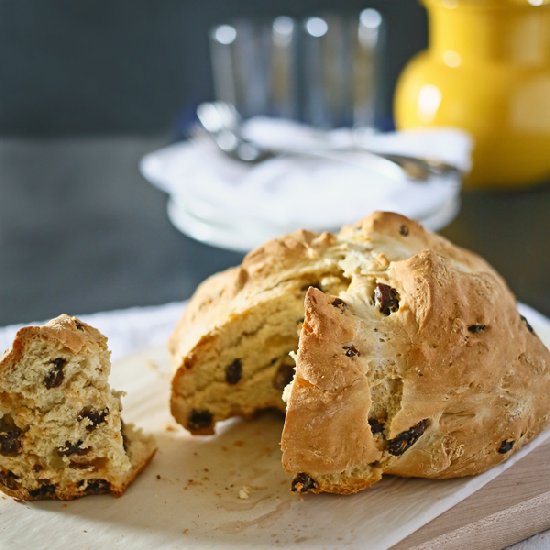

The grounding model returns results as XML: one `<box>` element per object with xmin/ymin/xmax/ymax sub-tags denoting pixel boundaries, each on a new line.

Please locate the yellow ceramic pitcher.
<box><xmin>395</xmin><ymin>0</ymin><xmax>550</xmax><ymax>188</ymax></box>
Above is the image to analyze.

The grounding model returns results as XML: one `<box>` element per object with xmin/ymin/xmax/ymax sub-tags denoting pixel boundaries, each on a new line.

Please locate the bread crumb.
<box><xmin>156</xmin><ymin>474</ymin><xmax>161</xmax><ymax>480</ymax></box>
<box><xmin>238</xmin><ymin>486</ymin><xmax>250</xmax><ymax>499</ymax></box>
<box><xmin>183</xmin><ymin>528</ymin><xmax>189</xmax><ymax>535</ymax></box>
<box><xmin>233</xmin><ymin>440</ymin><xmax>244</xmax><ymax>447</ymax></box>
<box><xmin>165</xmin><ymin>424</ymin><xmax>177</xmax><ymax>433</ymax></box>
<box><xmin>146</xmin><ymin>360</ymin><xmax>159</xmax><ymax>371</ymax></box>
<box><xmin>282</xmin><ymin>382</ymin><xmax>293</xmax><ymax>403</ymax></box>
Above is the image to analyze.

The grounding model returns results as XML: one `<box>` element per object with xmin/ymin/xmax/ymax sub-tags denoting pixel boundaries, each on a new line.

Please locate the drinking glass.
<box><xmin>209</xmin><ymin>9</ymin><xmax>385</xmax><ymax>129</ymax></box>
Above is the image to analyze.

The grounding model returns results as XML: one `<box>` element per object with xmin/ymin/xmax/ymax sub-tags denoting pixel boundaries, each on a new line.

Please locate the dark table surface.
<box><xmin>0</xmin><ymin>136</ymin><xmax>549</xmax><ymax>327</ymax></box>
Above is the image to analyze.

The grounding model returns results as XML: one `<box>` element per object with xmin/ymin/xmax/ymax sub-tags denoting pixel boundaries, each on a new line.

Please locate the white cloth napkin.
<box><xmin>141</xmin><ymin>120</ymin><xmax>471</xmax><ymax>250</ymax></box>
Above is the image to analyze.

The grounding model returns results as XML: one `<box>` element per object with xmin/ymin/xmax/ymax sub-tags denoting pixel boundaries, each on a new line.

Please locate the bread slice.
<box><xmin>0</xmin><ymin>315</ymin><xmax>156</xmax><ymax>500</ymax></box>
<box><xmin>281</xmin><ymin>245</ymin><xmax>550</xmax><ymax>494</ymax></box>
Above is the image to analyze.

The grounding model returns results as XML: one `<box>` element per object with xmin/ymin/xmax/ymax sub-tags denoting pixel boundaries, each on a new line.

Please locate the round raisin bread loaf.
<box><xmin>170</xmin><ymin>212</ymin><xmax>550</xmax><ymax>494</ymax></box>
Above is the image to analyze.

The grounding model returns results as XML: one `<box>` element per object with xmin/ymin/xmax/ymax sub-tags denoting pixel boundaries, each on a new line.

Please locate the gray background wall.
<box><xmin>0</xmin><ymin>0</ymin><xmax>427</xmax><ymax>136</ymax></box>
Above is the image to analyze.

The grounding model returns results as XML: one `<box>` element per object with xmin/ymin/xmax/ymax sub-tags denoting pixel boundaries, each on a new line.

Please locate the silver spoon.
<box><xmin>197</xmin><ymin>102</ymin><xmax>462</xmax><ymax>182</ymax></box>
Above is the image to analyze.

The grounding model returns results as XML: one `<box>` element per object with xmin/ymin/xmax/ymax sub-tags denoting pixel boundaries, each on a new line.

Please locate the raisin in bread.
<box><xmin>0</xmin><ymin>315</ymin><xmax>156</xmax><ymax>500</ymax></box>
<box><xmin>281</xmin><ymin>226</ymin><xmax>550</xmax><ymax>493</ymax></box>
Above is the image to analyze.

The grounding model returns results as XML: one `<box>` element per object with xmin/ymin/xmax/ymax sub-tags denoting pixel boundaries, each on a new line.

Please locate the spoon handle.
<box><xmin>274</xmin><ymin>146</ymin><xmax>460</xmax><ymax>181</ymax></box>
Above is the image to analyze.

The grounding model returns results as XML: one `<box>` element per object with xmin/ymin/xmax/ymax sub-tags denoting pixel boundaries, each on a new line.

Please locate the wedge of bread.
<box><xmin>0</xmin><ymin>315</ymin><xmax>156</xmax><ymax>500</ymax></box>
<box><xmin>169</xmin><ymin>229</ymin><xmax>351</xmax><ymax>434</ymax></box>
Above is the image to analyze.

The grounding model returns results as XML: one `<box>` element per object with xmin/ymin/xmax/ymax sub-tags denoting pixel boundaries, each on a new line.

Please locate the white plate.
<box><xmin>166</xmin><ymin>193</ymin><xmax>461</xmax><ymax>253</ymax></box>
<box><xmin>141</xmin><ymin>134</ymin><xmax>463</xmax><ymax>251</ymax></box>
<box><xmin>2</xmin><ymin>327</ymin><xmax>549</xmax><ymax>549</ymax></box>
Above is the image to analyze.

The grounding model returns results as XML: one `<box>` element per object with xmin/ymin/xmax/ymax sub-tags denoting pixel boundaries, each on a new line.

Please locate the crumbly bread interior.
<box><xmin>0</xmin><ymin>315</ymin><xmax>155</xmax><ymax>500</ymax></box>
<box><xmin>170</xmin><ymin>230</ymin><xmax>351</xmax><ymax>434</ymax></box>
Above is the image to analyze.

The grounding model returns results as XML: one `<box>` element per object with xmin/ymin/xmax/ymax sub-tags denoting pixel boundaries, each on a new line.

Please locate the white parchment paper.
<box><xmin>0</xmin><ymin>303</ymin><xmax>549</xmax><ymax>549</ymax></box>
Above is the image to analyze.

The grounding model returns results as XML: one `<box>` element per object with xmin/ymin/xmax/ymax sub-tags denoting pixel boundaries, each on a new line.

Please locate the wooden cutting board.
<box><xmin>393</xmin><ymin>439</ymin><xmax>550</xmax><ymax>549</ymax></box>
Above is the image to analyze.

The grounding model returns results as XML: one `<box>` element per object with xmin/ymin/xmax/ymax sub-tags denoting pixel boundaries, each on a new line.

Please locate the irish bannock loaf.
<box><xmin>0</xmin><ymin>315</ymin><xmax>156</xmax><ymax>500</ymax></box>
<box><xmin>170</xmin><ymin>211</ymin><xmax>550</xmax><ymax>494</ymax></box>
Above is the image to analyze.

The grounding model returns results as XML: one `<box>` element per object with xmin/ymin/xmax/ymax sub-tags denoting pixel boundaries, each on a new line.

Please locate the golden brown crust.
<box><xmin>281</xmin><ymin>289</ymin><xmax>380</xmax><ymax>490</ymax></box>
<box><xmin>168</xmin><ymin>229</ymin><xmax>337</xmax><ymax>363</ymax></box>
